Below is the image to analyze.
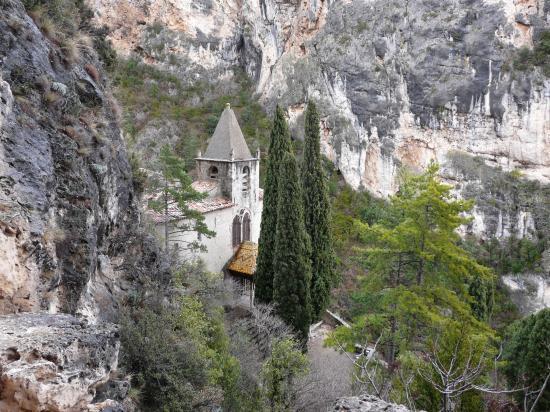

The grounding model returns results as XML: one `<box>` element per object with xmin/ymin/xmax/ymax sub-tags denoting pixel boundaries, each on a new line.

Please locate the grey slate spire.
<box><xmin>203</xmin><ymin>103</ymin><xmax>253</xmax><ymax>160</ymax></box>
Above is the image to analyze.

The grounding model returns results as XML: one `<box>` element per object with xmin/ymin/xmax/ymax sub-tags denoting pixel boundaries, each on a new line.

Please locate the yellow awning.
<box><xmin>227</xmin><ymin>241</ymin><xmax>258</xmax><ymax>276</ymax></box>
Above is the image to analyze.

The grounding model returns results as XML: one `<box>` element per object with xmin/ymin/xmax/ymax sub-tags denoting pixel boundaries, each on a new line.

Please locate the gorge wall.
<box><xmin>0</xmin><ymin>1</ymin><xmax>163</xmax><ymax>408</ymax></box>
<box><xmin>0</xmin><ymin>0</ymin><xmax>162</xmax><ymax>319</ymax></box>
<box><xmin>91</xmin><ymin>0</ymin><xmax>549</xmax><ymax>241</ymax></box>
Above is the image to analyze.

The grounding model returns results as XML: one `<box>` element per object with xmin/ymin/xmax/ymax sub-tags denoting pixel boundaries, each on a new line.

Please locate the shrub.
<box><xmin>120</xmin><ymin>307</ymin><xmax>214</xmax><ymax>411</ymax></box>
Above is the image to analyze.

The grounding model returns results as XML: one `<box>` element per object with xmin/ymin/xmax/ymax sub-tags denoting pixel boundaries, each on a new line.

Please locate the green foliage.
<box><xmin>463</xmin><ymin>235</ymin><xmax>546</xmax><ymax>277</ymax></box>
<box><xmin>120</xmin><ymin>305</ymin><xmax>213</xmax><ymax>411</ymax></box>
<box><xmin>503</xmin><ymin>308</ymin><xmax>550</xmax><ymax>411</ymax></box>
<box><xmin>328</xmin><ymin>178</ymin><xmax>390</xmax><ymax>317</ymax></box>
<box><xmin>273</xmin><ymin>152</ymin><xmax>312</xmax><ymax>344</ymax></box>
<box><xmin>148</xmin><ymin>146</ymin><xmax>214</xmax><ymax>251</ymax></box>
<box><xmin>328</xmin><ymin>164</ymin><xmax>497</xmax><ymax>410</ymax></box>
<box><xmin>301</xmin><ymin>102</ymin><xmax>336</xmax><ymax>320</ymax></box>
<box><xmin>261</xmin><ymin>338</ymin><xmax>309</xmax><ymax>412</ymax></box>
<box><xmin>112</xmin><ymin>60</ymin><xmax>271</xmax><ymax>167</ymax></box>
<box><xmin>513</xmin><ymin>31</ymin><xmax>550</xmax><ymax>76</ymax></box>
<box><xmin>468</xmin><ymin>273</ymin><xmax>494</xmax><ymax>321</ymax></box>
<box><xmin>255</xmin><ymin>106</ymin><xmax>292</xmax><ymax>304</ymax></box>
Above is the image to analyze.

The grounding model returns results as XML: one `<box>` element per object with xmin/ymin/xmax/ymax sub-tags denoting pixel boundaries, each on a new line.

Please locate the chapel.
<box><xmin>152</xmin><ymin>103</ymin><xmax>262</xmax><ymax>290</ymax></box>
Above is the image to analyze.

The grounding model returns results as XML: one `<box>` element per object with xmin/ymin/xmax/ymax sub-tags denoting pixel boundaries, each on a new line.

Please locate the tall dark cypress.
<box><xmin>273</xmin><ymin>152</ymin><xmax>312</xmax><ymax>344</ymax></box>
<box><xmin>301</xmin><ymin>102</ymin><xmax>335</xmax><ymax>320</ymax></box>
<box><xmin>255</xmin><ymin>106</ymin><xmax>291</xmax><ymax>304</ymax></box>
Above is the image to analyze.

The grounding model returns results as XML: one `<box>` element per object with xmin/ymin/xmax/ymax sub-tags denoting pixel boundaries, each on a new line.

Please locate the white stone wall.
<box><xmin>160</xmin><ymin>193</ymin><xmax>263</xmax><ymax>273</ymax></box>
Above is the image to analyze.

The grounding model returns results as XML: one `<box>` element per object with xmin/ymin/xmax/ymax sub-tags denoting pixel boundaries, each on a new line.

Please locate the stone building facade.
<box><xmin>153</xmin><ymin>104</ymin><xmax>262</xmax><ymax>273</ymax></box>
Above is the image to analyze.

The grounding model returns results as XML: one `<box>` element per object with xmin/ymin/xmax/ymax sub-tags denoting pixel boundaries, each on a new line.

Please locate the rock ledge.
<box><xmin>0</xmin><ymin>312</ymin><xmax>119</xmax><ymax>411</ymax></box>
<box><xmin>334</xmin><ymin>394</ymin><xmax>414</xmax><ymax>411</ymax></box>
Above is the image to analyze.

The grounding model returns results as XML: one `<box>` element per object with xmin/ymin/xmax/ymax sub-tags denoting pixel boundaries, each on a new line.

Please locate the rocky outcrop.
<box><xmin>333</xmin><ymin>394</ymin><xmax>415</xmax><ymax>411</ymax></box>
<box><xmin>0</xmin><ymin>313</ymin><xmax>119</xmax><ymax>411</ymax></box>
<box><xmin>0</xmin><ymin>0</ymin><xmax>164</xmax><ymax>318</ymax></box>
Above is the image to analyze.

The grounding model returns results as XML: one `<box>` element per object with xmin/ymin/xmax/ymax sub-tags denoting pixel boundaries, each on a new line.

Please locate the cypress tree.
<box><xmin>301</xmin><ymin>102</ymin><xmax>335</xmax><ymax>320</ymax></box>
<box><xmin>273</xmin><ymin>151</ymin><xmax>312</xmax><ymax>344</ymax></box>
<box><xmin>255</xmin><ymin>106</ymin><xmax>291</xmax><ymax>304</ymax></box>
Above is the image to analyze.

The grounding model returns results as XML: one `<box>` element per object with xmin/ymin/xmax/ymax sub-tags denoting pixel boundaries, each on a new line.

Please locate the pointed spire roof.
<box><xmin>203</xmin><ymin>103</ymin><xmax>253</xmax><ymax>161</ymax></box>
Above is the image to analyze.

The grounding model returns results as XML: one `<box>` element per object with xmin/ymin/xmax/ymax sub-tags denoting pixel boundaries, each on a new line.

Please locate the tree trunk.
<box><xmin>164</xmin><ymin>178</ymin><xmax>169</xmax><ymax>251</ymax></box>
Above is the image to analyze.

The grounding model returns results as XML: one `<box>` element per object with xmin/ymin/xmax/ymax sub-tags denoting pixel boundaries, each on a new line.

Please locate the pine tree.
<box><xmin>148</xmin><ymin>145</ymin><xmax>214</xmax><ymax>252</ymax></box>
<box><xmin>255</xmin><ymin>106</ymin><xmax>291</xmax><ymax>304</ymax></box>
<box><xmin>301</xmin><ymin>102</ymin><xmax>335</xmax><ymax>320</ymax></box>
<box><xmin>272</xmin><ymin>152</ymin><xmax>312</xmax><ymax>344</ymax></box>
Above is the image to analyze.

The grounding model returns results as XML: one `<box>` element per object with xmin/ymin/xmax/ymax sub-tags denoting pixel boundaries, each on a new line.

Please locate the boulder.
<box><xmin>0</xmin><ymin>312</ymin><xmax>119</xmax><ymax>411</ymax></box>
<box><xmin>333</xmin><ymin>394</ymin><xmax>415</xmax><ymax>412</ymax></box>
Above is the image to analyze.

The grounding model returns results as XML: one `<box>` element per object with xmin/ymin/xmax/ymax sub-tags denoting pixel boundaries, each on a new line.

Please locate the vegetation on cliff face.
<box><xmin>513</xmin><ymin>30</ymin><xmax>550</xmax><ymax>76</ymax></box>
<box><xmin>111</xmin><ymin>59</ymin><xmax>271</xmax><ymax>173</ymax></box>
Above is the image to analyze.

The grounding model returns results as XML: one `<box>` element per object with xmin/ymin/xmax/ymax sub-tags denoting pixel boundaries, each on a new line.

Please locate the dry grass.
<box><xmin>29</xmin><ymin>8</ymin><xmax>58</xmax><ymax>42</ymax></box>
<box><xmin>60</xmin><ymin>38</ymin><xmax>81</xmax><ymax>65</ymax></box>
<box><xmin>84</xmin><ymin>63</ymin><xmax>100</xmax><ymax>82</ymax></box>
<box><xmin>63</xmin><ymin>126</ymin><xmax>78</xmax><ymax>140</ymax></box>
<box><xmin>76</xmin><ymin>33</ymin><xmax>94</xmax><ymax>55</ymax></box>
<box><xmin>44</xmin><ymin>90</ymin><xmax>62</xmax><ymax>106</ymax></box>
<box><xmin>107</xmin><ymin>94</ymin><xmax>122</xmax><ymax>122</ymax></box>
<box><xmin>7</xmin><ymin>17</ymin><xmax>24</xmax><ymax>34</ymax></box>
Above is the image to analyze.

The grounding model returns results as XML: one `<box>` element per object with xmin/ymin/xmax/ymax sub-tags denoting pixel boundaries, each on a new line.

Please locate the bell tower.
<box><xmin>195</xmin><ymin>103</ymin><xmax>261</xmax><ymax>242</ymax></box>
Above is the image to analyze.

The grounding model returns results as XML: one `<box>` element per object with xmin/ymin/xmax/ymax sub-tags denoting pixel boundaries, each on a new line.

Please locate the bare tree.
<box><xmin>335</xmin><ymin>334</ymin><xmax>393</xmax><ymax>401</ymax></box>
<box><xmin>417</xmin><ymin>335</ymin><xmax>530</xmax><ymax>412</ymax></box>
<box><xmin>522</xmin><ymin>368</ymin><xmax>550</xmax><ymax>412</ymax></box>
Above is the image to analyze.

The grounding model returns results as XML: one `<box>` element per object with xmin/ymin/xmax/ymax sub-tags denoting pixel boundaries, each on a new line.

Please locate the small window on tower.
<box><xmin>209</xmin><ymin>166</ymin><xmax>219</xmax><ymax>179</ymax></box>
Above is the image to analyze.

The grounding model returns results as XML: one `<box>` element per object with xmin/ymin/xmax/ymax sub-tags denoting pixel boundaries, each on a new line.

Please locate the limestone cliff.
<box><xmin>0</xmin><ymin>1</ymin><xmax>163</xmax><ymax>408</ymax></box>
<box><xmin>0</xmin><ymin>0</ymin><xmax>162</xmax><ymax>319</ymax></box>
<box><xmin>90</xmin><ymin>0</ymin><xmax>549</xmax><ymax>242</ymax></box>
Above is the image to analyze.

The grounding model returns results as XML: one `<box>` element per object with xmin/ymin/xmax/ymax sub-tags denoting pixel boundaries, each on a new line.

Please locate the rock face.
<box><xmin>0</xmin><ymin>0</ymin><xmax>163</xmax><ymax>318</ymax></box>
<box><xmin>0</xmin><ymin>313</ymin><xmax>119</xmax><ymax>411</ymax></box>
<box><xmin>333</xmin><ymin>394</ymin><xmax>414</xmax><ymax>411</ymax></box>
<box><xmin>91</xmin><ymin>0</ymin><xmax>549</xmax><ymax>241</ymax></box>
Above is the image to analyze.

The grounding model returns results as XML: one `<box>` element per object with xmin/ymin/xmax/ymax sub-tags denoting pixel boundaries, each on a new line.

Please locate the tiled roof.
<box><xmin>203</xmin><ymin>104</ymin><xmax>253</xmax><ymax>161</ymax></box>
<box><xmin>192</xmin><ymin>180</ymin><xmax>219</xmax><ymax>193</ymax></box>
<box><xmin>188</xmin><ymin>197</ymin><xmax>234</xmax><ymax>213</ymax></box>
<box><xmin>144</xmin><ymin>191</ymin><xmax>233</xmax><ymax>224</ymax></box>
<box><xmin>227</xmin><ymin>241</ymin><xmax>258</xmax><ymax>276</ymax></box>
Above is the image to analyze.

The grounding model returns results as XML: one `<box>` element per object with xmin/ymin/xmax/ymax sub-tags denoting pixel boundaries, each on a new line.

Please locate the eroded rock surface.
<box><xmin>0</xmin><ymin>313</ymin><xmax>119</xmax><ymax>411</ymax></box>
<box><xmin>333</xmin><ymin>394</ymin><xmax>415</xmax><ymax>411</ymax></box>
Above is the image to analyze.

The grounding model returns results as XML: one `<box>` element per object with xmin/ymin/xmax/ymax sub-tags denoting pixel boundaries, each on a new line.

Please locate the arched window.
<box><xmin>242</xmin><ymin>166</ymin><xmax>250</xmax><ymax>194</ymax></box>
<box><xmin>232</xmin><ymin>215</ymin><xmax>241</xmax><ymax>247</ymax></box>
<box><xmin>242</xmin><ymin>213</ymin><xmax>251</xmax><ymax>242</ymax></box>
<box><xmin>209</xmin><ymin>166</ymin><xmax>219</xmax><ymax>179</ymax></box>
